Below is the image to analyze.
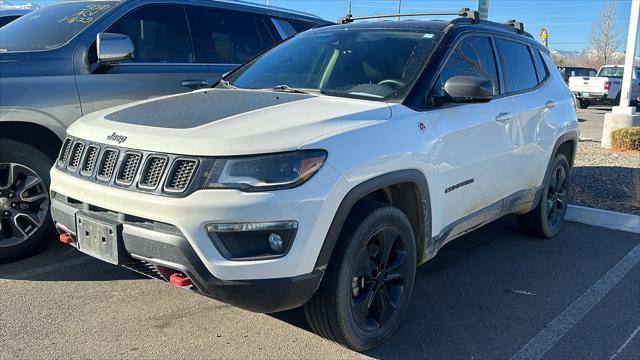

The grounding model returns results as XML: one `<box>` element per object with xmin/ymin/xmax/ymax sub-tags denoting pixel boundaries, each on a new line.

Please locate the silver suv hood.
<box><xmin>67</xmin><ymin>89</ymin><xmax>392</xmax><ymax>156</ymax></box>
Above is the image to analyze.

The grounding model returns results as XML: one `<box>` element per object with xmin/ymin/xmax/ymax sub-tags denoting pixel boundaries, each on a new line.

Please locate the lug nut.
<box><xmin>11</xmin><ymin>203</ymin><xmax>16</xmax><ymax>208</ymax></box>
<box><xmin>3</xmin><ymin>211</ymin><xmax>10</xmax><ymax>217</ymax></box>
<box><xmin>7</xmin><ymin>193</ymin><xmax>14</xmax><ymax>199</ymax></box>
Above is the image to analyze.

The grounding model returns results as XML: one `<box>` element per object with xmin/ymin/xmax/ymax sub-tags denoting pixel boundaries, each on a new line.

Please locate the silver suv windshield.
<box><xmin>224</xmin><ymin>28</ymin><xmax>442</xmax><ymax>102</ymax></box>
<box><xmin>0</xmin><ymin>1</ymin><xmax>118</xmax><ymax>52</ymax></box>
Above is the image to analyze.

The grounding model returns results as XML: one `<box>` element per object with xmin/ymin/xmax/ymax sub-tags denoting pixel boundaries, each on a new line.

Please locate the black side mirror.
<box><xmin>443</xmin><ymin>76</ymin><xmax>494</xmax><ymax>103</ymax></box>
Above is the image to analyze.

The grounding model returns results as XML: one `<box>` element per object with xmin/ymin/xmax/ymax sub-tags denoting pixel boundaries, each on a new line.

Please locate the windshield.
<box><xmin>597</xmin><ymin>67</ymin><xmax>624</xmax><ymax>78</ymax></box>
<box><xmin>224</xmin><ymin>28</ymin><xmax>441</xmax><ymax>102</ymax></box>
<box><xmin>0</xmin><ymin>1</ymin><xmax>118</xmax><ymax>51</ymax></box>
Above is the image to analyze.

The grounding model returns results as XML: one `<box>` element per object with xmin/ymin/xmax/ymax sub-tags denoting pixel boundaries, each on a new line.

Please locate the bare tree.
<box><xmin>588</xmin><ymin>0</ymin><xmax>623</xmax><ymax>69</ymax></box>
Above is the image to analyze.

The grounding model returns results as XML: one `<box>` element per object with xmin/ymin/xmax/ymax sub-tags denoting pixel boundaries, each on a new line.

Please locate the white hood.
<box><xmin>67</xmin><ymin>89</ymin><xmax>392</xmax><ymax>156</ymax></box>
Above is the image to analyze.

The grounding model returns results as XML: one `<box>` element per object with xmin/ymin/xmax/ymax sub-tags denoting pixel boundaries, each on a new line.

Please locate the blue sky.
<box><xmin>8</xmin><ymin>0</ymin><xmax>638</xmax><ymax>52</ymax></box>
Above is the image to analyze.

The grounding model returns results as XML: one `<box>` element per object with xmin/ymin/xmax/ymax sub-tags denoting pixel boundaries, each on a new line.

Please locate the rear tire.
<box><xmin>578</xmin><ymin>99</ymin><xmax>589</xmax><ymax>109</ymax></box>
<box><xmin>517</xmin><ymin>154</ymin><xmax>570</xmax><ymax>238</ymax></box>
<box><xmin>304</xmin><ymin>203</ymin><xmax>416</xmax><ymax>352</ymax></box>
<box><xmin>0</xmin><ymin>139</ymin><xmax>54</xmax><ymax>263</ymax></box>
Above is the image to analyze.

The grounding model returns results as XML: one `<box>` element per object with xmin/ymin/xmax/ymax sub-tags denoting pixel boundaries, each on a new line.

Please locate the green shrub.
<box><xmin>611</xmin><ymin>127</ymin><xmax>640</xmax><ymax>151</ymax></box>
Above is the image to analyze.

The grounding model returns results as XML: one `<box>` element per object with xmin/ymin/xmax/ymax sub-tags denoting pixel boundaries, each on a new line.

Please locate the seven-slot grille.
<box><xmin>139</xmin><ymin>156</ymin><xmax>167</xmax><ymax>189</ymax></box>
<box><xmin>164</xmin><ymin>159</ymin><xmax>198</xmax><ymax>192</ymax></box>
<box><xmin>57</xmin><ymin>138</ymin><xmax>199</xmax><ymax>195</ymax></box>
<box><xmin>97</xmin><ymin>149</ymin><xmax>119</xmax><ymax>181</ymax></box>
<box><xmin>81</xmin><ymin>145</ymin><xmax>100</xmax><ymax>176</ymax></box>
<box><xmin>67</xmin><ymin>142</ymin><xmax>85</xmax><ymax>170</ymax></box>
<box><xmin>58</xmin><ymin>138</ymin><xmax>74</xmax><ymax>164</ymax></box>
<box><xmin>116</xmin><ymin>152</ymin><xmax>142</xmax><ymax>186</ymax></box>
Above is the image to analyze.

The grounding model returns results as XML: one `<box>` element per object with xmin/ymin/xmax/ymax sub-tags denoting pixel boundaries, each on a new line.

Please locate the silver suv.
<box><xmin>0</xmin><ymin>0</ymin><xmax>328</xmax><ymax>262</ymax></box>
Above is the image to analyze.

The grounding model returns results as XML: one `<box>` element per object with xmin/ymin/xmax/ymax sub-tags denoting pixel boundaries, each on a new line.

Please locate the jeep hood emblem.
<box><xmin>106</xmin><ymin>132</ymin><xmax>127</xmax><ymax>144</ymax></box>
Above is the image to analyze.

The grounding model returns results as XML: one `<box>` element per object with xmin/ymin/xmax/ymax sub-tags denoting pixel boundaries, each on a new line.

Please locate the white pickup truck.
<box><xmin>568</xmin><ymin>65</ymin><xmax>640</xmax><ymax>109</ymax></box>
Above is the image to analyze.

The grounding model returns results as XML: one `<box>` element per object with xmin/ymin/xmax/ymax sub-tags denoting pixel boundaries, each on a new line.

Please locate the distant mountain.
<box><xmin>550</xmin><ymin>49</ymin><xmax>584</xmax><ymax>58</ymax></box>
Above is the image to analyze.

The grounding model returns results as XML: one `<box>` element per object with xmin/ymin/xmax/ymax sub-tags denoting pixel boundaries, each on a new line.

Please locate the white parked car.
<box><xmin>50</xmin><ymin>11</ymin><xmax>578</xmax><ymax>351</ymax></box>
<box><xmin>569</xmin><ymin>65</ymin><xmax>640</xmax><ymax>109</ymax></box>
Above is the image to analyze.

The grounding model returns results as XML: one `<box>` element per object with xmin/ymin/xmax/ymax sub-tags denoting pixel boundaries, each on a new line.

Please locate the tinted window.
<box><xmin>187</xmin><ymin>7</ymin><xmax>274</xmax><ymax>64</ymax></box>
<box><xmin>532</xmin><ymin>49</ymin><xmax>549</xmax><ymax>83</ymax></box>
<box><xmin>0</xmin><ymin>2</ymin><xmax>117</xmax><ymax>51</ymax></box>
<box><xmin>435</xmin><ymin>36</ymin><xmax>499</xmax><ymax>96</ymax></box>
<box><xmin>0</xmin><ymin>15</ymin><xmax>20</xmax><ymax>28</ymax></box>
<box><xmin>108</xmin><ymin>5</ymin><xmax>193</xmax><ymax>63</ymax></box>
<box><xmin>495</xmin><ymin>39</ymin><xmax>538</xmax><ymax>93</ymax></box>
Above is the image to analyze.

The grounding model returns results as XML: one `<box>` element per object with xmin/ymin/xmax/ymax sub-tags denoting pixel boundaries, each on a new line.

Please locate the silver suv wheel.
<box><xmin>0</xmin><ymin>162</ymin><xmax>50</xmax><ymax>247</ymax></box>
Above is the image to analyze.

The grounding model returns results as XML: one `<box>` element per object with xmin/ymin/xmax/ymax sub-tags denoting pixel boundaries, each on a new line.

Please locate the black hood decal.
<box><xmin>104</xmin><ymin>89</ymin><xmax>312</xmax><ymax>129</ymax></box>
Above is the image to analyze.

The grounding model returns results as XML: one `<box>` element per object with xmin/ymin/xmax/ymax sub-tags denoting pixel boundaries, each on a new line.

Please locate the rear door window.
<box><xmin>532</xmin><ymin>49</ymin><xmax>549</xmax><ymax>83</ymax></box>
<box><xmin>187</xmin><ymin>6</ymin><xmax>275</xmax><ymax>64</ymax></box>
<box><xmin>495</xmin><ymin>38</ymin><xmax>538</xmax><ymax>93</ymax></box>
<box><xmin>434</xmin><ymin>36</ymin><xmax>500</xmax><ymax>97</ymax></box>
<box><xmin>108</xmin><ymin>4</ymin><xmax>193</xmax><ymax>63</ymax></box>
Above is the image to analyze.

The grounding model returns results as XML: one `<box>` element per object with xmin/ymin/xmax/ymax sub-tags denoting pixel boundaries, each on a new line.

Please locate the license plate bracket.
<box><xmin>582</xmin><ymin>92</ymin><xmax>590</xmax><ymax>97</ymax></box>
<box><xmin>75</xmin><ymin>213</ymin><xmax>124</xmax><ymax>265</ymax></box>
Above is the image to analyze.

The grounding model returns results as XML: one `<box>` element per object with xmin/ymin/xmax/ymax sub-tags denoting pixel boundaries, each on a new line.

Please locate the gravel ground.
<box><xmin>570</xmin><ymin>141</ymin><xmax>640</xmax><ymax>214</ymax></box>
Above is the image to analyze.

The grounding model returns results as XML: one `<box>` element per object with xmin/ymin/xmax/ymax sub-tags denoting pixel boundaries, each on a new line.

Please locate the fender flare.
<box><xmin>314</xmin><ymin>169</ymin><xmax>432</xmax><ymax>270</ymax></box>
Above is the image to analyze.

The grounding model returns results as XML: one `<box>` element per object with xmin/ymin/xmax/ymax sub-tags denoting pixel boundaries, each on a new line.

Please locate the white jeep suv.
<box><xmin>50</xmin><ymin>12</ymin><xmax>578</xmax><ymax>351</ymax></box>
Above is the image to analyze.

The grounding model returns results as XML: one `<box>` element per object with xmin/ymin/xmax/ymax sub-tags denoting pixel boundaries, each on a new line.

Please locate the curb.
<box><xmin>566</xmin><ymin>205</ymin><xmax>640</xmax><ymax>234</ymax></box>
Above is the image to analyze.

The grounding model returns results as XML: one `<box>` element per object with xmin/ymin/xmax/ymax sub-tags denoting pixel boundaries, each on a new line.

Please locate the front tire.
<box><xmin>0</xmin><ymin>139</ymin><xmax>53</xmax><ymax>263</ymax></box>
<box><xmin>304</xmin><ymin>204</ymin><xmax>416</xmax><ymax>352</ymax></box>
<box><xmin>517</xmin><ymin>154</ymin><xmax>570</xmax><ymax>238</ymax></box>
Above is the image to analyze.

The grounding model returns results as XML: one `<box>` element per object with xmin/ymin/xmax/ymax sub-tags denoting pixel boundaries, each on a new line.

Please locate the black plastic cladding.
<box><xmin>56</xmin><ymin>136</ymin><xmax>213</xmax><ymax>198</ymax></box>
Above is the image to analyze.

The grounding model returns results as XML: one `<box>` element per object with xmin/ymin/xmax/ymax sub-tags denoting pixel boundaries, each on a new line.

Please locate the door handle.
<box><xmin>545</xmin><ymin>100</ymin><xmax>558</xmax><ymax>109</ymax></box>
<box><xmin>495</xmin><ymin>112</ymin><xmax>514</xmax><ymax>123</ymax></box>
<box><xmin>181</xmin><ymin>79</ymin><xmax>209</xmax><ymax>89</ymax></box>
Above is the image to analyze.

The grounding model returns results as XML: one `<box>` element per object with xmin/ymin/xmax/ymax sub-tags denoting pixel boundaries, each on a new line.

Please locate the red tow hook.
<box><xmin>59</xmin><ymin>232</ymin><xmax>74</xmax><ymax>244</ymax></box>
<box><xmin>169</xmin><ymin>273</ymin><xmax>193</xmax><ymax>288</ymax></box>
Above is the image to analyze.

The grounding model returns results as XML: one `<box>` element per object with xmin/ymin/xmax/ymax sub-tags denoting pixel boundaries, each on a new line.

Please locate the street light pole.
<box><xmin>601</xmin><ymin>0</ymin><xmax>640</xmax><ymax>148</ymax></box>
<box><xmin>616</xmin><ymin>0</ymin><xmax>639</xmax><ymax>111</ymax></box>
<box><xmin>398</xmin><ymin>0</ymin><xmax>402</xmax><ymax>21</ymax></box>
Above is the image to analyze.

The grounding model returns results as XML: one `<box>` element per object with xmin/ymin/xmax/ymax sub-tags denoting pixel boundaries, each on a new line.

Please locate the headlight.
<box><xmin>205</xmin><ymin>150</ymin><xmax>327</xmax><ymax>191</ymax></box>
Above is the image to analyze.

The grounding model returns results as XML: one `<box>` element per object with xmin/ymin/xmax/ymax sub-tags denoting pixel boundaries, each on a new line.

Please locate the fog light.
<box><xmin>205</xmin><ymin>221</ymin><xmax>298</xmax><ymax>260</ymax></box>
<box><xmin>268</xmin><ymin>233</ymin><xmax>283</xmax><ymax>251</ymax></box>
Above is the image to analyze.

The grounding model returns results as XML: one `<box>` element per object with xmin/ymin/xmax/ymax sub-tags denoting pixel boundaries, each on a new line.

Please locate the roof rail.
<box><xmin>338</xmin><ymin>8</ymin><xmax>479</xmax><ymax>25</ymax></box>
<box><xmin>504</xmin><ymin>19</ymin><xmax>525</xmax><ymax>33</ymax></box>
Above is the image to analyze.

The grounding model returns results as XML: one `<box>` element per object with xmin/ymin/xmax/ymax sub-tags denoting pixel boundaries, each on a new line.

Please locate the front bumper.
<box><xmin>52</xmin><ymin>194</ymin><xmax>321</xmax><ymax>312</ymax></box>
<box><xmin>50</xmin><ymin>163</ymin><xmax>343</xmax><ymax>312</ymax></box>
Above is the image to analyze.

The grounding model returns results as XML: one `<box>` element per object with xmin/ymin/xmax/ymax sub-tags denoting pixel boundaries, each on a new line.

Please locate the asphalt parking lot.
<box><xmin>576</xmin><ymin>106</ymin><xmax>608</xmax><ymax>142</ymax></box>
<box><xmin>1</xmin><ymin>216</ymin><xmax>638</xmax><ymax>360</ymax></box>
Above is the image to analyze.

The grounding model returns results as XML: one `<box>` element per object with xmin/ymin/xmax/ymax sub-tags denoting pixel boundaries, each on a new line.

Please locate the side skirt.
<box><xmin>428</xmin><ymin>187</ymin><xmax>541</xmax><ymax>258</ymax></box>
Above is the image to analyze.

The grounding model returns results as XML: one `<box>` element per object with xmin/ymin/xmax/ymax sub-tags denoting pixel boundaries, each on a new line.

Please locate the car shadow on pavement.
<box><xmin>0</xmin><ymin>241</ymin><xmax>147</xmax><ymax>282</ymax></box>
<box><xmin>270</xmin><ymin>215</ymin><xmax>640</xmax><ymax>358</ymax></box>
<box><xmin>271</xmin><ymin>216</ymin><xmax>540</xmax><ymax>356</ymax></box>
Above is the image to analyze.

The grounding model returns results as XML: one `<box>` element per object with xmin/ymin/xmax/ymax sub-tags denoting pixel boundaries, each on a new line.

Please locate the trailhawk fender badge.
<box><xmin>106</xmin><ymin>132</ymin><xmax>127</xmax><ymax>144</ymax></box>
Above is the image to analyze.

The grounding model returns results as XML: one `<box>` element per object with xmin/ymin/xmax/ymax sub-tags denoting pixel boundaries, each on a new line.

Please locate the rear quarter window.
<box><xmin>495</xmin><ymin>38</ymin><xmax>538</xmax><ymax>93</ymax></box>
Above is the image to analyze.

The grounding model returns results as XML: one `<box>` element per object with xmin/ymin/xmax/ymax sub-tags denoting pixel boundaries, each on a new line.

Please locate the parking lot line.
<box><xmin>610</xmin><ymin>325</ymin><xmax>640</xmax><ymax>360</ymax></box>
<box><xmin>1</xmin><ymin>256</ymin><xmax>93</xmax><ymax>280</ymax></box>
<box><xmin>510</xmin><ymin>243</ymin><xmax>640</xmax><ymax>360</ymax></box>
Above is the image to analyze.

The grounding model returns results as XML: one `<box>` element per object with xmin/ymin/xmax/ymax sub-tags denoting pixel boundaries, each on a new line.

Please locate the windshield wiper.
<box><xmin>272</xmin><ymin>85</ymin><xmax>318</xmax><ymax>95</ymax></box>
